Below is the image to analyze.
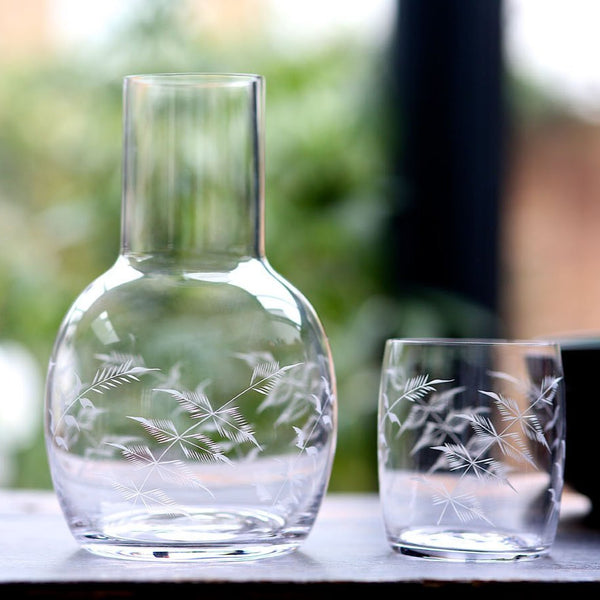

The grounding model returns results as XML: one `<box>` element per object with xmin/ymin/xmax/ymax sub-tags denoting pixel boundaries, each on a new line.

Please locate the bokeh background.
<box><xmin>1</xmin><ymin>0</ymin><xmax>600</xmax><ymax>492</ymax></box>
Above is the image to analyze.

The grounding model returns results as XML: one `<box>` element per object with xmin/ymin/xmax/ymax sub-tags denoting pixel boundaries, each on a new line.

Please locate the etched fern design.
<box><xmin>380</xmin><ymin>368</ymin><xmax>563</xmax><ymax>525</ymax></box>
<box><xmin>52</xmin><ymin>350</ymin><xmax>332</xmax><ymax>513</ymax></box>
<box><xmin>50</xmin><ymin>354</ymin><xmax>157</xmax><ymax>451</ymax></box>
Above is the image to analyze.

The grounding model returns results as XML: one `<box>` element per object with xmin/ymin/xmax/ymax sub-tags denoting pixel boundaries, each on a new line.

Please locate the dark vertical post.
<box><xmin>384</xmin><ymin>0</ymin><xmax>504</xmax><ymax>336</ymax></box>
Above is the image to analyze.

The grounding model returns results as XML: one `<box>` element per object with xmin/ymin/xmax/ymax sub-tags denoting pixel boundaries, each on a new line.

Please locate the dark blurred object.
<box><xmin>384</xmin><ymin>0</ymin><xmax>504</xmax><ymax>337</ymax></box>
<box><xmin>557</xmin><ymin>334</ymin><xmax>600</xmax><ymax>527</ymax></box>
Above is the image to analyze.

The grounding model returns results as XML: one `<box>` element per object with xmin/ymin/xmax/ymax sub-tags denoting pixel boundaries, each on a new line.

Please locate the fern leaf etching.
<box><xmin>127</xmin><ymin>417</ymin><xmax>232</xmax><ymax>464</ymax></box>
<box><xmin>458</xmin><ymin>412</ymin><xmax>536</xmax><ymax>467</ymax></box>
<box><xmin>111</xmin><ymin>481</ymin><xmax>178</xmax><ymax>513</ymax></box>
<box><xmin>431</xmin><ymin>442</ymin><xmax>513</xmax><ymax>488</ymax></box>
<box><xmin>51</xmin><ymin>356</ymin><xmax>158</xmax><ymax>451</ymax></box>
<box><xmin>152</xmin><ymin>386</ymin><xmax>261</xmax><ymax>449</ymax></box>
<box><xmin>52</xmin><ymin>350</ymin><xmax>332</xmax><ymax>514</ymax></box>
<box><xmin>112</xmin><ymin>354</ymin><xmax>330</xmax><ymax>509</ymax></box>
<box><xmin>380</xmin><ymin>365</ymin><xmax>562</xmax><ymax>526</ymax></box>
<box><xmin>416</xmin><ymin>477</ymin><xmax>494</xmax><ymax>525</ymax></box>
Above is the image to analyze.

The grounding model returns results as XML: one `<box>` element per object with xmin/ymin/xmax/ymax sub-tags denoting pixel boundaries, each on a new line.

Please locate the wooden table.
<box><xmin>1</xmin><ymin>488</ymin><xmax>600</xmax><ymax>598</ymax></box>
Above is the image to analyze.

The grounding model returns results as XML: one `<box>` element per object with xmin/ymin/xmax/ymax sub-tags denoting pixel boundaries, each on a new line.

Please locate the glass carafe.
<box><xmin>44</xmin><ymin>73</ymin><xmax>337</xmax><ymax>561</ymax></box>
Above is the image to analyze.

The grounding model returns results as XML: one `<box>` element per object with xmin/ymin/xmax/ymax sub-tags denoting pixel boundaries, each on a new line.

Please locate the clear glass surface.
<box><xmin>44</xmin><ymin>74</ymin><xmax>337</xmax><ymax>561</ymax></box>
<box><xmin>377</xmin><ymin>338</ymin><xmax>565</xmax><ymax>562</ymax></box>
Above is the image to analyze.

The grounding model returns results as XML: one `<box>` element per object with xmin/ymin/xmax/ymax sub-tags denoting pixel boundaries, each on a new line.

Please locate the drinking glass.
<box><xmin>377</xmin><ymin>338</ymin><xmax>565</xmax><ymax>561</ymax></box>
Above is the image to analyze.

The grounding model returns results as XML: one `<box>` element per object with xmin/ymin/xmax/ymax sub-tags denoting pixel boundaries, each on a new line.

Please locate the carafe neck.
<box><xmin>120</xmin><ymin>74</ymin><xmax>265</xmax><ymax>266</ymax></box>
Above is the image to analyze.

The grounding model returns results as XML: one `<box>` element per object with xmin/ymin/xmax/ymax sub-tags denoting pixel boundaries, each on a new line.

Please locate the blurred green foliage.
<box><xmin>0</xmin><ymin>1</ymin><xmax>483</xmax><ymax>491</ymax></box>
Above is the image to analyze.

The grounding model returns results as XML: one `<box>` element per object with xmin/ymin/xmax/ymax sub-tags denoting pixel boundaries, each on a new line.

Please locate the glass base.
<box><xmin>76</xmin><ymin>506</ymin><xmax>303</xmax><ymax>561</ymax></box>
<box><xmin>390</xmin><ymin>527</ymin><xmax>548</xmax><ymax>562</ymax></box>
<box><xmin>81</xmin><ymin>541</ymin><xmax>298</xmax><ymax>561</ymax></box>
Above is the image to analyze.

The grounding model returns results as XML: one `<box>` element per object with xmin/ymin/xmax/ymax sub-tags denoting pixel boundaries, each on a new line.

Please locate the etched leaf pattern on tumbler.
<box><xmin>44</xmin><ymin>74</ymin><xmax>337</xmax><ymax>561</ymax></box>
<box><xmin>380</xmin><ymin>372</ymin><xmax>562</xmax><ymax>524</ymax></box>
<box><xmin>378</xmin><ymin>339</ymin><xmax>565</xmax><ymax>561</ymax></box>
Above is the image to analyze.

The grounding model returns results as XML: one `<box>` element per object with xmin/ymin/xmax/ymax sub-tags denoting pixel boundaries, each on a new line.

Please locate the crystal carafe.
<box><xmin>44</xmin><ymin>73</ymin><xmax>337</xmax><ymax>561</ymax></box>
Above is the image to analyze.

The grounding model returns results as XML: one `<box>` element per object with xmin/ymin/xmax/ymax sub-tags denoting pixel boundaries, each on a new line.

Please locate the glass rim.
<box><xmin>536</xmin><ymin>329</ymin><xmax>600</xmax><ymax>346</ymax></box>
<box><xmin>124</xmin><ymin>72</ymin><xmax>263</xmax><ymax>88</ymax></box>
<box><xmin>385</xmin><ymin>337</ymin><xmax>560</xmax><ymax>347</ymax></box>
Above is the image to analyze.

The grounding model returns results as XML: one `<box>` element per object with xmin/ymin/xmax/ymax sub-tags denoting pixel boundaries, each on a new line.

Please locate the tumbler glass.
<box><xmin>377</xmin><ymin>338</ymin><xmax>565</xmax><ymax>561</ymax></box>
